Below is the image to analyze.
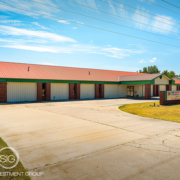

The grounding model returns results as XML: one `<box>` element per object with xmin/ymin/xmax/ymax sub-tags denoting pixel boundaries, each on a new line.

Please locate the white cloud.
<box><xmin>0</xmin><ymin>0</ymin><xmax>59</xmax><ymax>17</ymax></box>
<box><xmin>139</xmin><ymin>59</ymin><xmax>146</xmax><ymax>63</ymax></box>
<box><xmin>72</xmin><ymin>27</ymin><xmax>77</xmax><ymax>29</ymax></box>
<box><xmin>102</xmin><ymin>47</ymin><xmax>143</xmax><ymax>58</ymax></box>
<box><xmin>132</xmin><ymin>8</ymin><xmax>150</xmax><ymax>30</ymax></box>
<box><xmin>0</xmin><ymin>38</ymin><xmax>13</xmax><ymax>42</ymax></box>
<box><xmin>2</xmin><ymin>44</ymin><xmax>60</xmax><ymax>53</ymax></box>
<box><xmin>151</xmin><ymin>15</ymin><xmax>176</xmax><ymax>34</ymax></box>
<box><xmin>149</xmin><ymin>57</ymin><xmax>157</xmax><ymax>62</ymax></box>
<box><xmin>132</xmin><ymin>8</ymin><xmax>177</xmax><ymax>34</ymax></box>
<box><xmin>0</xmin><ymin>42</ymin><xmax>144</xmax><ymax>58</ymax></box>
<box><xmin>32</xmin><ymin>22</ymin><xmax>47</xmax><ymax>29</ymax></box>
<box><xmin>0</xmin><ymin>25</ymin><xmax>76</xmax><ymax>42</ymax></box>
<box><xmin>0</xmin><ymin>20</ymin><xmax>21</xmax><ymax>24</ymax></box>
<box><xmin>76</xmin><ymin>0</ymin><xmax>97</xmax><ymax>8</ymax></box>
<box><xmin>58</xmin><ymin>20</ymin><xmax>70</xmax><ymax>24</ymax></box>
<box><xmin>108</xmin><ymin>0</ymin><xmax>117</xmax><ymax>15</ymax></box>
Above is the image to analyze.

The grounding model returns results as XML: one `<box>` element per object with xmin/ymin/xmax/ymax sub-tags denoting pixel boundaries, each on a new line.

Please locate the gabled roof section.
<box><xmin>173</xmin><ymin>78</ymin><xmax>180</xmax><ymax>85</ymax></box>
<box><xmin>0</xmin><ymin>62</ymin><xmax>142</xmax><ymax>82</ymax></box>
<box><xmin>119</xmin><ymin>73</ymin><xmax>162</xmax><ymax>81</ymax></box>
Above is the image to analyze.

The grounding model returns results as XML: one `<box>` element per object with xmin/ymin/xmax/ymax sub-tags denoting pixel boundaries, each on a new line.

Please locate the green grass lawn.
<box><xmin>0</xmin><ymin>137</ymin><xmax>31</xmax><ymax>180</ymax></box>
<box><xmin>119</xmin><ymin>102</ymin><xmax>180</xmax><ymax>123</ymax></box>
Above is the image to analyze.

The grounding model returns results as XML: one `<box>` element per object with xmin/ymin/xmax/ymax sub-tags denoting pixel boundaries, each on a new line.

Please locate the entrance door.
<box><xmin>73</xmin><ymin>84</ymin><xmax>77</xmax><ymax>99</ymax></box>
<box><xmin>42</xmin><ymin>83</ymin><xmax>46</xmax><ymax>101</ymax></box>
<box><xmin>127</xmin><ymin>86</ymin><xmax>134</xmax><ymax>97</ymax></box>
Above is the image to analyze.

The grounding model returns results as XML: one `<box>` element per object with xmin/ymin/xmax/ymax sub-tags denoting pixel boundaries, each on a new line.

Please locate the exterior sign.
<box><xmin>167</xmin><ymin>91</ymin><xmax>180</xmax><ymax>101</ymax></box>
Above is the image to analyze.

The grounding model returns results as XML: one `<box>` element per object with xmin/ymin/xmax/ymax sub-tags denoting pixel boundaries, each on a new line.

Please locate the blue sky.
<box><xmin>0</xmin><ymin>0</ymin><xmax>180</xmax><ymax>73</ymax></box>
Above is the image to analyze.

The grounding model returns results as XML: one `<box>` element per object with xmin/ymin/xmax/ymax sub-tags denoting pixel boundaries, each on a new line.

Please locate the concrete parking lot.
<box><xmin>1</xmin><ymin>98</ymin><xmax>180</xmax><ymax>180</ymax></box>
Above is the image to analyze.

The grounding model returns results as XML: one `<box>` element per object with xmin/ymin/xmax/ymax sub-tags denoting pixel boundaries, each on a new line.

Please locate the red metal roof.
<box><xmin>0</xmin><ymin>62</ymin><xmax>143</xmax><ymax>82</ymax></box>
<box><xmin>173</xmin><ymin>78</ymin><xmax>180</xmax><ymax>84</ymax></box>
<box><xmin>119</xmin><ymin>73</ymin><xmax>162</xmax><ymax>81</ymax></box>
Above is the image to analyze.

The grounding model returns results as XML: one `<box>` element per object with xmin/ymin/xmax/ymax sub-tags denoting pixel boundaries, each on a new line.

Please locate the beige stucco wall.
<box><xmin>155</xmin><ymin>75</ymin><xmax>169</xmax><ymax>85</ymax></box>
<box><xmin>7</xmin><ymin>82</ymin><xmax>37</xmax><ymax>102</ymax></box>
<box><xmin>172</xmin><ymin>85</ymin><xmax>177</xmax><ymax>91</ymax></box>
<box><xmin>151</xmin><ymin>85</ymin><xmax>153</xmax><ymax>96</ymax></box>
<box><xmin>134</xmin><ymin>85</ymin><xmax>143</xmax><ymax>97</ymax></box>
<box><xmin>133</xmin><ymin>85</ymin><xmax>145</xmax><ymax>97</ymax></box>
<box><xmin>118</xmin><ymin>85</ymin><xmax>147</xmax><ymax>98</ymax></box>
<box><xmin>51</xmin><ymin>83</ymin><xmax>69</xmax><ymax>100</ymax></box>
<box><xmin>159</xmin><ymin>85</ymin><xmax>166</xmax><ymax>91</ymax></box>
<box><xmin>80</xmin><ymin>84</ymin><xmax>95</xmax><ymax>99</ymax></box>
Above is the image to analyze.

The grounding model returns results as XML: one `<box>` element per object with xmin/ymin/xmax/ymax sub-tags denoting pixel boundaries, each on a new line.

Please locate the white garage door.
<box><xmin>7</xmin><ymin>82</ymin><xmax>37</xmax><ymax>102</ymax></box>
<box><xmin>51</xmin><ymin>83</ymin><xmax>69</xmax><ymax>100</ymax></box>
<box><xmin>159</xmin><ymin>85</ymin><xmax>166</xmax><ymax>91</ymax></box>
<box><xmin>172</xmin><ymin>85</ymin><xmax>177</xmax><ymax>91</ymax></box>
<box><xmin>105</xmin><ymin>84</ymin><xmax>118</xmax><ymax>98</ymax></box>
<box><xmin>80</xmin><ymin>84</ymin><xmax>95</xmax><ymax>99</ymax></box>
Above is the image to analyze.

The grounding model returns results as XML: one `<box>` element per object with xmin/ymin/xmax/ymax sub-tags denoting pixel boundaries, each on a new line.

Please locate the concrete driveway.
<box><xmin>1</xmin><ymin>98</ymin><xmax>180</xmax><ymax>180</ymax></box>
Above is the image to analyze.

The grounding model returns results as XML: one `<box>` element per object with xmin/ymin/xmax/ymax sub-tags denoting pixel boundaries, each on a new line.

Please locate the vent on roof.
<box><xmin>28</xmin><ymin>67</ymin><xmax>30</xmax><ymax>71</ymax></box>
<box><xmin>160</xmin><ymin>75</ymin><xmax>162</xmax><ymax>79</ymax></box>
<box><xmin>89</xmin><ymin>71</ymin><xmax>90</xmax><ymax>75</ymax></box>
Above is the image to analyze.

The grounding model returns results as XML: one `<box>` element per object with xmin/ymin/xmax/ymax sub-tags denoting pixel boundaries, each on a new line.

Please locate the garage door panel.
<box><xmin>51</xmin><ymin>83</ymin><xmax>69</xmax><ymax>100</ymax></box>
<box><xmin>105</xmin><ymin>85</ymin><xmax>118</xmax><ymax>98</ymax></box>
<box><xmin>80</xmin><ymin>84</ymin><xmax>95</xmax><ymax>99</ymax></box>
<box><xmin>7</xmin><ymin>82</ymin><xmax>37</xmax><ymax>102</ymax></box>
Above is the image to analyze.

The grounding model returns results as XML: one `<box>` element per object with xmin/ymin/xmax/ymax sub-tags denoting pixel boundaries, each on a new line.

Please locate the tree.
<box><xmin>139</xmin><ymin>65</ymin><xmax>160</xmax><ymax>74</ymax></box>
<box><xmin>163</xmin><ymin>70</ymin><xmax>168</xmax><ymax>75</ymax></box>
<box><xmin>162</xmin><ymin>70</ymin><xmax>176</xmax><ymax>78</ymax></box>
<box><xmin>169</xmin><ymin>71</ymin><xmax>175</xmax><ymax>78</ymax></box>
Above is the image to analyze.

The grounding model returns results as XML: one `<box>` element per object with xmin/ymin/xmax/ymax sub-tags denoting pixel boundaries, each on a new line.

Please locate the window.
<box><xmin>99</xmin><ymin>84</ymin><xmax>101</xmax><ymax>96</ymax></box>
<box><xmin>73</xmin><ymin>84</ymin><xmax>77</xmax><ymax>96</ymax></box>
<box><xmin>42</xmin><ymin>83</ymin><xmax>46</xmax><ymax>97</ymax></box>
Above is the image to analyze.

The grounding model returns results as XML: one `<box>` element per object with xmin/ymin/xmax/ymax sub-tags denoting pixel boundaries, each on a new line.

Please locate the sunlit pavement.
<box><xmin>1</xmin><ymin>98</ymin><xmax>180</xmax><ymax>180</ymax></box>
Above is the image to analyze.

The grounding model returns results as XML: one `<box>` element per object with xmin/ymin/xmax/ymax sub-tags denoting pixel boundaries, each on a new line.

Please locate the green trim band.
<box><xmin>120</xmin><ymin>80</ymin><xmax>151</xmax><ymax>85</ymax></box>
<box><xmin>0</xmin><ymin>78</ymin><xmax>178</xmax><ymax>86</ymax></box>
<box><xmin>0</xmin><ymin>78</ymin><xmax>120</xmax><ymax>85</ymax></box>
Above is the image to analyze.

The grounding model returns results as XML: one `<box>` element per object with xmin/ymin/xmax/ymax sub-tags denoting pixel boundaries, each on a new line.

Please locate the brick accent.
<box><xmin>160</xmin><ymin>91</ymin><xmax>180</xmax><ymax>105</ymax></box>
<box><xmin>69</xmin><ymin>83</ymin><xmax>80</xmax><ymax>100</ymax></box>
<box><xmin>160</xmin><ymin>91</ymin><xmax>165</xmax><ymax>105</ymax></box>
<box><xmin>69</xmin><ymin>83</ymin><xmax>74</xmax><ymax>100</ymax></box>
<box><xmin>0</xmin><ymin>82</ymin><xmax>7</xmax><ymax>103</ymax></box>
<box><xmin>95</xmin><ymin>84</ymin><xmax>99</xmax><ymax>99</ymax></box>
<box><xmin>76</xmin><ymin>84</ymin><xmax>80</xmax><ymax>99</ymax></box>
<box><xmin>46</xmin><ymin>83</ymin><xmax>51</xmax><ymax>101</ymax></box>
<box><xmin>145</xmin><ymin>84</ymin><xmax>151</xmax><ymax>99</ymax></box>
<box><xmin>95</xmin><ymin>84</ymin><xmax>104</xmax><ymax>99</ymax></box>
<box><xmin>100</xmin><ymin>84</ymin><xmax>104</xmax><ymax>98</ymax></box>
<box><xmin>37</xmin><ymin>83</ymin><xmax>42</xmax><ymax>102</ymax></box>
<box><xmin>166</xmin><ymin>84</ymin><xmax>172</xmax><ymax>91</ymax></box>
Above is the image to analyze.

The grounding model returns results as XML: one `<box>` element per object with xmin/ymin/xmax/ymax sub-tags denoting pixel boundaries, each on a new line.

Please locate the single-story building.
<box><xmin>0</xmin><ymin>62</ymin><xmax>180</xmax><ymax>103</ymax></box>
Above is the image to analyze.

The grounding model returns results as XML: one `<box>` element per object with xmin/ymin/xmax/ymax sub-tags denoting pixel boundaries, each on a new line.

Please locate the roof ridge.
<box><xmin>0</xmin><ymin>61</ymin><xmax>141</xmax><ymax>74</ymax></box>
